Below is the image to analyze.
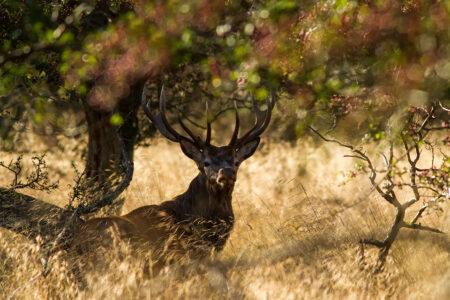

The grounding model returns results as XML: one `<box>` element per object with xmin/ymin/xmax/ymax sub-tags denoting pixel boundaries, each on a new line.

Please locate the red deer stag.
<box><xmin>72</xmin><ymin>86</ymin><xmax>276</xmax><ymax>271</ymax></box>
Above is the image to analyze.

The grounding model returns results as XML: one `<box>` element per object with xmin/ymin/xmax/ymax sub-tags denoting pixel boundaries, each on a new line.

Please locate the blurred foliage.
<box><xmin>0</xmin><ymin>0</ymin><xmax>449</xmax><ymax>150</ymax></box>
<box><xmin>0</xmin><ymin>0</ymin><xmax>131</xmax><ymax>150</ymax></box>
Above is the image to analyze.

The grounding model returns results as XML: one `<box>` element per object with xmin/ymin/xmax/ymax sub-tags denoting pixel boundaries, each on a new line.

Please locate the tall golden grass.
<box><xmin>1</xmin><ymin>136</ymin><xmax>449</xmax><ymax>299</ymax></box>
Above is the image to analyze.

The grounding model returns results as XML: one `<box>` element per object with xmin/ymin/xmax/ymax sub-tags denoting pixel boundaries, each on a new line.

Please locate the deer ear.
<box><xmin>179</xmin><ymin>140</ymin><xmax>203</xmax><ymax>162</ymax></box>
<box><xmin>236</xmin><ymin>138</ymin><xmax>260</xmax><ymax>162</ymax></box>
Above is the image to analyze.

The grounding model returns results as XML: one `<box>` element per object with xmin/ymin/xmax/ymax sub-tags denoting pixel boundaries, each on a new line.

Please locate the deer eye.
<box><xmin>234</xmin><ymin>161</ymin><xmax>240</xmax><ymax>167</ymax></box>
<box><xmin>204</xmin><ymin>161</ymin><xmax>210</xmax><ymax>167</ymax></box>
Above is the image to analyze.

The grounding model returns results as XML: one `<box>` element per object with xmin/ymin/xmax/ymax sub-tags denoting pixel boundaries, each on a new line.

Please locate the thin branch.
<box><xmin>179</xmin><ymin>110</ymin><xmax>206</xmax><ymax>130</ymax></box>
<box><xmin>395</xmin><ymin>184</ymin><xmax>442</xmax><ymax>195</ymax></box>
<box><xmin>360</xmin><ymin>238</ymin><xmax>385</xmax><ymax>248</ymax></box>
<box><xmin>426</xmin><ymin>140</ymin><xmax>435</xmax><ymax>170</ymax></box>
<box><xmin>381</xmin><ymin>141</ymin><xmax>395</xmax><ymax>194</ymax></box>
<box><xmin>343</xmin><ymin>154</ymin><xmax>366</xmax><ymax>160</ymax></box>
<box><xmin>212</xmin><ymin>106</ymin><xmax>239</xmax><ymax>122</ymax></box>
<box><xmin>411</xmin><ymin>203</ymin><xmax>428</xmax><ymax>224</ymax></box>
<box><xmin>439</xmin><ymin>101</ymin><xmax>450</xmax><ymax>112</ymax></box>
<box><xmin>393</xmin><ymin>104</ymin><xmax>437</xmax><ymax>166</ymax></box>
<box><xmin>308</xmin><ymin>126</ymin><xmax>354</xmax><ymax>151</ymax></box>
<box><xmin>416</xmin><ymin>106</ymin><xmax>435</xmax><ymax>133</ymax></box>
<box><xmin>402</xmin><ymin>136</ymin><xmax>420</xmax><ymax>205</ymax></box>
<box><xmin>402</xmin><ymin>222</ymin><xmax>445</xmax><ymax>234</ymax></box>
<box><xmin>324</xmin><ymin>115</ymin><xmax>338</xmax><ymax>135</ymax></box>
<box><xmin>402</xmin><ymin>197</ymin><xmax>418</xmax><ymax>209</ymax></box>
<box><xmin>393</xmin><ymin>132</ymin><xmax>429</xmax><ymax>166</ymax></box>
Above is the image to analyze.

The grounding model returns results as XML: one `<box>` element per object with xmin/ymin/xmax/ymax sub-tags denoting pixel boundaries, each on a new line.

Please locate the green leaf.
<box><xmin>110</xmin><ymin>113</ymin><xmax>123</xmax><ymax>126</ymax></box>
<box><xmin>59</xmin><ymin>32</ymin><xmax>74</xmax><ymax>44</ymax></box>
<box><xmin>270</xmin><ymin>1</ymin><xmax>298</xmax><ymax>19</ymax></box>
<box><xmin>334</xmin><ymin>0</ymin><xmax>348</xmax><ymax>10</ymax></box>
<box><xmin>34</xmin><ymin>113</ymin><xmax>43</xmax><ymax>123</ymax></box>
<box><xmin>255</xmin><ymin>88</ymin><xmax>268</xmax><ymax>100</ymax></box>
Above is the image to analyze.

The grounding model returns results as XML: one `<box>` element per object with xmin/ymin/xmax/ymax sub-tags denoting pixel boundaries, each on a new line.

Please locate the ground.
<box><xmin>1</xmin><ymin>136</ymin><xmax>449</xmax><ymax>299</ymax></box>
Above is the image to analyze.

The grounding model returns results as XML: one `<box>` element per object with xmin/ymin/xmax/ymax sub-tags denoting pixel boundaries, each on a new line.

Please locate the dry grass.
<box><xmin>1</xmin><ymin>136</ymin><xmax>449</xmax><ymax>299</ymax></box>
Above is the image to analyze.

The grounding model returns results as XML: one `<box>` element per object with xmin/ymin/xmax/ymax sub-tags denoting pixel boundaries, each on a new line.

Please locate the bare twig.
<box><xmin>402</xmin><ymin>222</ymin><xmax>445</xmax><ymax>234</ymax></box>
<box><xmin>0</xmin><ymin>154</ymin><xmax>58</xmax><ymax>192</ymax></box>
<box><xmin>360</xmin><ymin>238</ymin><xmax>385</xmax><ymax>248</ymax></box>
<box><xmin>402</xmin><ymin>136</ymin><xmax>420</xmax><ymax>205</ymax></box>
<box><xmin>438</xmin><ymin>101</ymin><xmax>450</xmax><ymax>112</ymax></box>
<box><xmin>179</xmin><ymin>111</ymin><xmax>207</xmax><ymax>130</ymax></box>
<box><xmin>343</xmin><ymin>154</ymin><xmax>366</xmax><ymax>160</ymax></box>
<box><xmin>395</xmin><ymin>184</ymin><xmax>442</xmax><ymax>195</ymax></box>
<box><xmin>381</xmin><ymin>141</ymin><xmax>395</xmax><ymax>195</ymax></box>
<box><xmin>416</xmin><ymin>106</ymin><xmax>435</xmax><ymax>133</ymax></box>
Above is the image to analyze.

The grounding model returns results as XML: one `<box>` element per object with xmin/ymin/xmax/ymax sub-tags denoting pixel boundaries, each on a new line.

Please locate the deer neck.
<box><xmin>169</xmin><ymin>173</ymin><xmax>234</xmax><ymax>220</ymax></box>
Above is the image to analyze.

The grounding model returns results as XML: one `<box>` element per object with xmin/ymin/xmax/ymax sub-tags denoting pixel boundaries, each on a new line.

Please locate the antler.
<box><xmin>142</xmin><ymin>86</ymin><xmax>204</xmax><ymax>148</ymax></box>
<box><xmin>143</xmin><ymin>85</ymin><xmax>276</xmax><ymax>149</ymax></box>
<box><xmin>229</xmin><ymin>88</ymin><xmax>276</xmax><ymax>147</ymax></box>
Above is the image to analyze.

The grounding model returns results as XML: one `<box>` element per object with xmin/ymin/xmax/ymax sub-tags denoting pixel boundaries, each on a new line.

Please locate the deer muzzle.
<box><xmin>217</xmin><ymin>168</ymin><xmax>236</xmax><ymax>186</ymax></box>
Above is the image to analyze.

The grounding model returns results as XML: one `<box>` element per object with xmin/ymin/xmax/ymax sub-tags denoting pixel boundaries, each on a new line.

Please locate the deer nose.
<box><xmin>218</xmin><ymin>168</ymin><xmax>236</xmax><ymax>184</ymax></box>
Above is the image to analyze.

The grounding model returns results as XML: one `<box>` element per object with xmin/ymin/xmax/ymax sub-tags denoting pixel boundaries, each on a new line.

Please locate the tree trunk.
<box><xmin>83</xmin><ymin>81</ymin><xmax>145</xmax><ymax>215</ymax></box>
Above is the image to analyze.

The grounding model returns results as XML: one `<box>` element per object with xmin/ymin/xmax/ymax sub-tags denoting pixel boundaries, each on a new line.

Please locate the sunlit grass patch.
<box><xmin>0</xmin><ymin>137</ymin><xmax>448</xmax><ymax>299</ymax></box>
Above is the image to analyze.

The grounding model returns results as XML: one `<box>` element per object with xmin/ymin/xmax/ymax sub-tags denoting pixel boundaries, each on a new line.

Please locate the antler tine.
<box><xmin>269</xmin><ymin>87</ymin><xmax>276</xmax><ymax>110</ymax></box>
<box><xmin>205</xmin><ymin>101</ymin><xmax>212</xmax><ymax>146</ymax></box>
<box><xmin>178</xmin><ymin>117</ymin><xmax>203</xmax><ymax>147</ymax></box>
<box><xmin>251</xmin><ymin>94</ymin><xmax>259</xmax><ymax>112</ymax></box>
<box><xmin>141</xmin><ymin>86</ymin><xmax>178</xmax><ymax>142</ymax></box>
<box><xmin>159</xmin><ymin>86</ymin><xmax>179</xmax><ymax>138</ymax></box>
<box><xmin>251</xmin><ymin>89</ymin><xmax>276</xmax><ymax>134</ymax></box>
<box><xmin>141</xmin><ymin>85</ymin><xmax>156</xmax><ymax>122</ymax></box>
<box><xmin>235</xmin><ymin>88</ymin><xmax>276</xmax><ymax>147</ymax></box>
<box><xmin>205</xmin><ymin>121</ymin><xmax>212</xmax><ymax>146</ymax></box>
<box><xmin>235</xmin><ymin>101</ymin><xmax>265</xmax><ymax>144</ymax></box>
<box><xmin>157</xmin><ymin>86</ymin><xmax>202</xmax><ymax>145</ymax></box>
<box><xmin>228</xmin><ymin>100</ymin><xmax>240</xmax><ymax>146</ymax></box>
<box><xmin>152</xmin><ymin>85</ymin><xmax>218</xmax><ymax>148</ymax></box>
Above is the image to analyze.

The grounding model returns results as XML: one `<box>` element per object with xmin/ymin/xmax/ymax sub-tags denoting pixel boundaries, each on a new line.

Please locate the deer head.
<box><xmin>142</xmin><ymin>86</ymin><xmax>276</xmax><ymax>192</ymax></box>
